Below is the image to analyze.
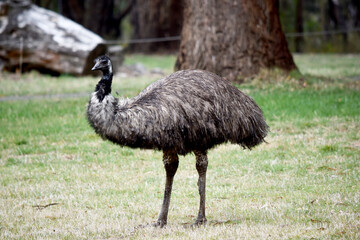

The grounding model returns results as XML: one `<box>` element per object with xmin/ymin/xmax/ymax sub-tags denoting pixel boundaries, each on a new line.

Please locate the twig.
<box><xmin>32</xmin><ymin>203</ymin><xmax>60</xmax><ymax>210</ymax></box>
<box><xmin>19</xmin><ymin>36</ymin><xmax>23</xmax><ymax>75</ymax></box>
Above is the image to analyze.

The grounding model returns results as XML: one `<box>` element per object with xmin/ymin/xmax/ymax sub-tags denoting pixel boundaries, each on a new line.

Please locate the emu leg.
<box><xmin>193</xmin><ymin>151</ymin><xmax>208</xmax><ymax>226</ymax></box>
<box><xmin>154</xmin><ymin>150</ymin><xmax>179</xmax><ymax>227</ymax></box>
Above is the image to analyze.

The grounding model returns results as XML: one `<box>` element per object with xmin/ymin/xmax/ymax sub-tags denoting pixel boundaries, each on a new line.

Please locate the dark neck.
<box><xmin>95</xmin><ymin>70</ymin><xmax>113</xmax><ymax>101</ymax></box>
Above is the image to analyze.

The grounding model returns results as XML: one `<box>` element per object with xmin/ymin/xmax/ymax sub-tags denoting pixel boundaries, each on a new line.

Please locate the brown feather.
<box><xmin>87</xmin><ymin>69</ymin><xmax>268</xmax><ymax>155</ymax></box>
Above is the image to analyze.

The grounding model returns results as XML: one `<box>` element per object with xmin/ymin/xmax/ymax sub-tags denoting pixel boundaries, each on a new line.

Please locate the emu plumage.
<box><xmin>87</xmin><ymin>55</ymin><xmax>268</xmax><ymax>227</ymax></box>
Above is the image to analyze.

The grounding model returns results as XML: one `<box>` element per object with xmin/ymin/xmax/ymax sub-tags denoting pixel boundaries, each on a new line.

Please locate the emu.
<box><xmin>87</xmin><ymin>55</ymin><xmax>269</xmax><ymax>227</ymax></box>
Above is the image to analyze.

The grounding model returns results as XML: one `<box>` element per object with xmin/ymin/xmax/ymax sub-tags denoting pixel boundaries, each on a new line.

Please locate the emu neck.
<box><xmin>95</xmin><ymin>70</ymin><xmax>113</xmax><ymax>101</ymax></box>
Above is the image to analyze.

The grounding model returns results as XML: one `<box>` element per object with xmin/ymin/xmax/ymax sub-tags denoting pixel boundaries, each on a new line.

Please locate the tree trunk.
<box><xmin>353</xmin><ymin>0</ymin><xmax>360</xmax><ymax>28</ymax></box>
<box><xmin>295</xmin><ymin>0</ymin><xmax>304</xmax><ymax>53</ymax></box>
<box><xmin>130</xmin><ymin>0</ymin><xmax>183</xmax><ymax>52</ymax></box>
<box><xmin>175</xmin><ymin>0</ymin><xmax>297</xmax><ymax>82</ymax></box>
<box><xmin>0</xmin><ymin>1</ymin><xmax>106</xmax><ymax>75</ymax></box>
<box><xmin>60</xmin><ymin>0</ymin><xmax>85</xmax><ymax>24</ymax></box>
<box><xmin>35</xmin><ymin>0</ymin><xmax>134</xmax><ymax>39</ymax></box>
<box><xmin>83</xmin><ymin>0</ymin><xmax>114</xmax><ymax>37</ymax></box>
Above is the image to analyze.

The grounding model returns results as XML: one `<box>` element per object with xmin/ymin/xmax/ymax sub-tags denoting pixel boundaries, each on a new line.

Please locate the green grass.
<box><xmin>0</xmin><ymin>54</ymin><xmax>359</xmax><ymax>239</ymax></box>
<box><xmin>293</xmin><ymin>53</ymin><xmax>360</xmax><ymax>77</ymax></box>
<box><xmin>124</xmin><ymin>54</ymin><xmax>177</xmax><ymax>70</ymax></box>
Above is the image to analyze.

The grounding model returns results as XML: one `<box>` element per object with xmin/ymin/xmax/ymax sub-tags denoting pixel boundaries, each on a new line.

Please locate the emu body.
<box><xmin>87</xmin><ymin>55</ymin><xmax>268</xmax><ymax>227</ymax></box>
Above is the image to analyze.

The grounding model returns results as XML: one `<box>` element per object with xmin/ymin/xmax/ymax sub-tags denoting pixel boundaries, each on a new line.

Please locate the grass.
<box><xmin>293</xmin><ymin>53</ymin><xmax>360</xmax><ymax>78</ymax></box>
<box><xmin>124</xmin><ymin>54</ymin><xmax>176</xmax><ymax>70</ymax></box>
<box><xmin>0</xmin><ymin>54</ymin><xmax>359</xmax><ymax>239</ymax></box>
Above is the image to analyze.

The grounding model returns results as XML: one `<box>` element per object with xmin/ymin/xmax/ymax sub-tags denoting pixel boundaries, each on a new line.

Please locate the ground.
<box><xmin>0</xmin><ymin>54</ymin><xmax>359</xmax><ymax>239</ymax></box>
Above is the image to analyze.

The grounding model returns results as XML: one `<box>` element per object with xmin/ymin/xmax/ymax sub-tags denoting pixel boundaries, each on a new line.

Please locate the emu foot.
<box><xmin>152</xmin><ymin>220</ymin><xmax>167</xmax><ymax>228</ymax></box>
<box><xmin>191</xmin><ymin>217</ymin><xmax>207</xmax><ymax>227</ymax></box>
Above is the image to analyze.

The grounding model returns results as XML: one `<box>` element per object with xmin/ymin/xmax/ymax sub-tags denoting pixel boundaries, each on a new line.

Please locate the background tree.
<box><xmin>33</xmin><ymin>0</ymin><xmax>134</xmax><ymax>38</ymax></box>
<box><xmin>129</xmin><ymin>0</ymin><xmax>183</xmax><ymax>52</ymax></box>
<box><xmin>295</xmin><ymin>0</ymin><xmax>304</xmax><ymax>52</ymax></box>
<box><xmin>175</xmin><ymin>0</ymin><xmax>297</xmax><ymax>82</ymax></box>
<box><xmin>31</xmin><ymin>0</ymin><xmax>360</xmax><ymax>54</ymax></box>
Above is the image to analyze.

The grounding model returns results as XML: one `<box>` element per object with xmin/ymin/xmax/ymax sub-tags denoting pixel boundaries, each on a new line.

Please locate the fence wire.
<box><xmin>103</xmin><ymin>28</ymin><xmax>360</xmax><ymax>45</ymax></box>
<box><xmin>1</xmin><ymin>28</ymin><xmax>359</xmax><ymax>46</ymax></box>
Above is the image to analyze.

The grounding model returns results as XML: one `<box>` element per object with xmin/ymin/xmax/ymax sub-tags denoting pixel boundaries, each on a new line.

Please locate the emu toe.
<box><xmin>191</xmin><ymin>217</ymin><xmax>207</xmax><ymax>227</ymax></box>
<box><xmin>153</xmin><ymin>220</ymin><xmax>167</xmax><ymax>228</ymax></box>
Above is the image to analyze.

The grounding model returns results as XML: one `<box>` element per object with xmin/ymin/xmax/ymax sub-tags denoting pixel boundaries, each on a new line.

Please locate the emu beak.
<box><xmin>91</xmin><ymin>62</ymin><xmax>100</xmax><ymax>71</ymax></box>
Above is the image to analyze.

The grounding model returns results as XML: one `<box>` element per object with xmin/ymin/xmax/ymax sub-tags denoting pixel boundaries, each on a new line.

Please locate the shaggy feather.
<box><xmin>87</xmin><ymin>67</ymin><xmax>268</xmax><ymax>155</ymax></box>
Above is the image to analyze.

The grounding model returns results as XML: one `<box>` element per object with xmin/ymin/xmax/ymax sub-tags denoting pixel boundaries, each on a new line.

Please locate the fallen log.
<box><xmin>0</xmin><ymin>0</ymin><xmax>107</xmax><ymax>75</ymax></box>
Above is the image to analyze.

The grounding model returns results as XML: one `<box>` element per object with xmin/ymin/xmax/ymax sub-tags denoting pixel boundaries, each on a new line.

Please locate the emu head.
<box><xmin>92</xmin><ymin>55</ymin><xmax>112</xmax><ymax>74</ymax></box>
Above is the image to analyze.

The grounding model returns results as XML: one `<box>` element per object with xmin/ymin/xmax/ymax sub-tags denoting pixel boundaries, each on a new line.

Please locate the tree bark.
<box><xmin>0</xmin><ymin>1</ymin><xmax>106</xmax><ymax>75</ymax></box>
<box><xmin>175</xmin><ymin>0</ymin><xmax>297</xmax><ymax>82</ymax></box>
